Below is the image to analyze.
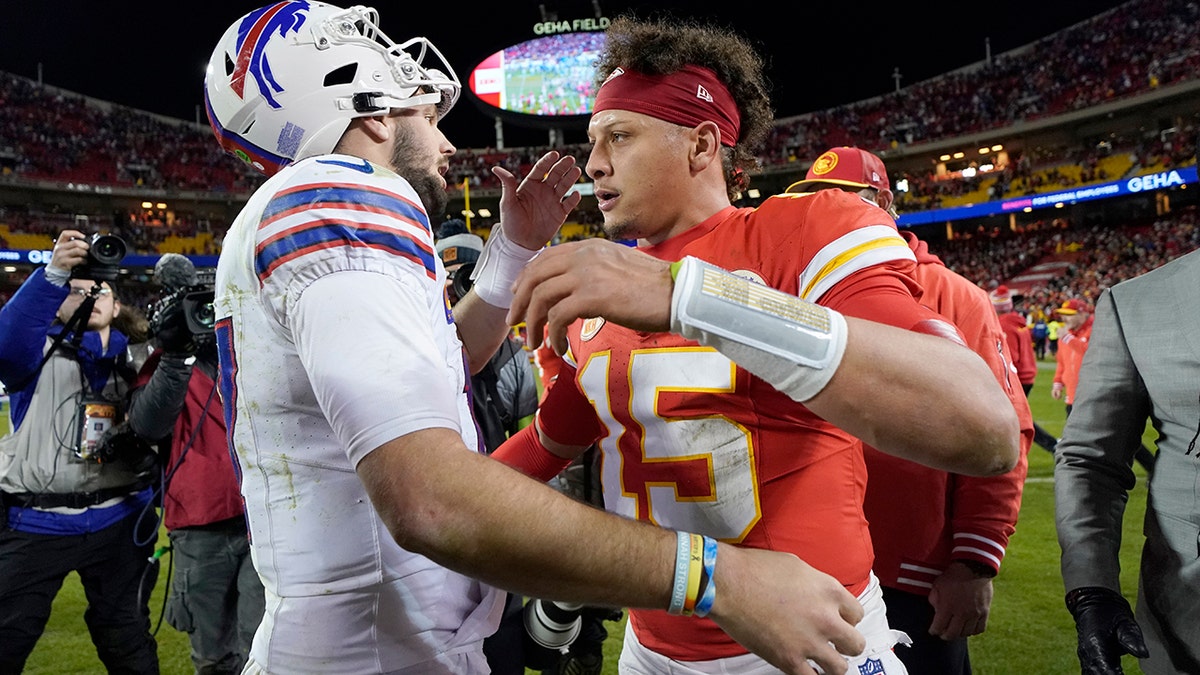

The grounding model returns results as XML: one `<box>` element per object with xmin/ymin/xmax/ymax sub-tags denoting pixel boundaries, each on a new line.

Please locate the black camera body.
<box><xmin>177</xmin><ymin>285</ymin><xmax>217</xmax><ymax>336</ymax></box>
<box><xmin>147</xmin><ymin>279</ymin><xmax>216</xmax><ymax>351</ymax></box>
<box><xmin>95</xmin><ymin>421</ymin><xmax>160</xmax><ymax>477</ymax></box>
<box><xmin>70</xmin><ymin>233</ymin><xmax>128</xmax><ymax>282</ymax></box>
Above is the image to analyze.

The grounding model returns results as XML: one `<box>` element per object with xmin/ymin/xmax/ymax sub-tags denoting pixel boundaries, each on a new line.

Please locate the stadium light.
<box><xmin>478</xmin><ymin>209</ymin><xmax>492</xmax><ymax>218</ymax></box>
<box><xmin>141</xmin><ymin>201</ymin><xmax>152</xmax><ymax>209</ymax></box>
<box><xmin>979</xmin><ymin>147</ymin><xmax>990</xmax><ymax>155</ymax></box>
<box><xmin>155</xmin><ymin>202</ymin><xmax>167</xmax><ymax>210</ymax></box>
<box><xmin>992</xmin><ymin>144</ymin><xmax>1003</xmax><ymax>152</ymax></box>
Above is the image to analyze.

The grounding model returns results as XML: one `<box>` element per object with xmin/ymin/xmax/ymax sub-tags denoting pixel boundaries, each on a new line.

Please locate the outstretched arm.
<box><xmin>358</xmin><ymin>426</ymin><xmax>868</xmax><ymax>675</ymax></box>
<box><xmin>507</xmin><ymin>241</ymin><xmax>1018</xmax><ymax>477</ymax></box>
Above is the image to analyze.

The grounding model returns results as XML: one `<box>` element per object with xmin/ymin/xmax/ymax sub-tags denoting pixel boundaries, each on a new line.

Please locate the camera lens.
<box><xmin>193</xmin><ymin>301</ymin><xmax>216</xmax><ymax>329</ymax></box>
<box><xmin>183</xmin><ymin>290</ymin><xmax>218</xmax><ymax>335</ymax></box>
<box><xmin>523</xmin><ymin>599</ymin><xmax>583</xmax><ymax>650</ymax></box>
<box><xmin>89</xmin><ymin>234</ymin><xmax>127</xmax><ymax>266</ymax></box>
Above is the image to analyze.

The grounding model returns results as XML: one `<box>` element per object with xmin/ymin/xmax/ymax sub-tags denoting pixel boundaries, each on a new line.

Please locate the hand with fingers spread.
<box><xmin>492</xmin><ymin>150</ymin><xmax>583</xmax><ymax>250</ymax></box>
<box><xmin>456</xmin><ymin>151</ymin><xmax>584</xmax><ymax>348</ymax></box>
<box><xmin>709</xmin><ymin>546</ymin><xmax>866</xmax><ymax>675</ymax></box>
<box><xmin>927</xmin><ymin>561</ymin><xmax>993</xmax><ymax>640</ymax></box>
<box><xmin>506</xmin><ymin>238</ymin><xmax>673</xmax><ymax>354</ymax></box>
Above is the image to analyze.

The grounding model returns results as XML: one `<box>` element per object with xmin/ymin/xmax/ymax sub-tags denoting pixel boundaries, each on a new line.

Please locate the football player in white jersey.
<box><xmin>199</xmin><ymin>3</ymin><xmax>918</xmax><ymax>674</ymax></box>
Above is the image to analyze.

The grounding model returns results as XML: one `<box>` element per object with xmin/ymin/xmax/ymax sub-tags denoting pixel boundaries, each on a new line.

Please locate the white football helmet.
<box><xmin>203</xmin><ymin>1</ymin><xmax>460</xmax><ymax>176</ymax></box>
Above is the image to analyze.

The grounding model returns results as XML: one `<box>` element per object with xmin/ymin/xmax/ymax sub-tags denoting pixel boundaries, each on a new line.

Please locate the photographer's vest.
<box><xmin>0</xmin><ymin>330</ymin><xmax>141</xmax><ymax>497</ymax></box>
<box><xmin>1</xmin><ymin>329</ymin><xmax>151</xmax><ymax>533</ymax></box>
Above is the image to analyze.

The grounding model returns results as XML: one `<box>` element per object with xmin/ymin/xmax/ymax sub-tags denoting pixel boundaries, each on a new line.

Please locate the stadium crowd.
<box><xmin>761</xmin><ymin>0</ymin><xmax>1200</xmax><ymax>165</ymax></box>
<box><xmin>1</xmin><ymin>0</ymin><xmax>1197</xmax><ymax>198</ymax></box>
<box><xmin>933</xmin><ymin>208</ymin><xmax>1200</xmax><ymax>316</ymax></box>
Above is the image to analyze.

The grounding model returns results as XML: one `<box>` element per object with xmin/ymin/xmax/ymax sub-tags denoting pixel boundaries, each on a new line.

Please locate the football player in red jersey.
<box><xmin>496</xmin><ymin>15</ymin><xmax>1020</xmax><ymax>675</ymax></box>
<box><xmin>791</xmin><ymin>147</ymin><xmax>1033</xmax><ymax>674</ymax></box>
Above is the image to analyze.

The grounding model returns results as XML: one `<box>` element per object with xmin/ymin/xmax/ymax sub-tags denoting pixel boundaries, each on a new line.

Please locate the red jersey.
<box><xmin>535</xmin><ymin>191</ymin><xmax>941</xmax><ymax>661</ymax></box>
<box><xmin>997</xmin><ymin>311</ymin><xmax>1037</xmax><ymax>387</ymax></box>
<box><xmin>862</xmin><ymin>234</ymin><xmax>1031</xmax><ymax>596</ymax></box>
<box><xmin>1053</xmin><ymin>315</ymin><xmax>1094</xmax><ymax>404</ymax></box>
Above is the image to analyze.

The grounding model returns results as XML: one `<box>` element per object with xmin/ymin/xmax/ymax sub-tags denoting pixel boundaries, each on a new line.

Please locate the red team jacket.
<box><xmin>1053</xmin><ymin>315</ymin><xmax>1094</xmax><ymax>405</ymax></box>
<box><xmin>997</xmin><ymin>310</ymin><xmax>1037</xmax><ymax>388</ymax></box>
<box><xmin>861</xmin><ymin>234</ymin><xmax>1032</xmax><ymax>597</ymax></box>
<box><xmin>531</xmin><ymin>191</ymin><xmax>962</xmax><ymax>661</ymax></box>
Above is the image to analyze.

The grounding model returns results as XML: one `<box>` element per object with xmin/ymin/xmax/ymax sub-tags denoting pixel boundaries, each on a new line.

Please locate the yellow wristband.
<box><xmin>683</xmin><ymin>533</ymin><xmax>704</xmax><ymax>615</ymax></box>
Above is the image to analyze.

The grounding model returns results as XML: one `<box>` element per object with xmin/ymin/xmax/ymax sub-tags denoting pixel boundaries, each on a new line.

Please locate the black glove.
<box><xmin>1066</xmin><ymin>586</ymin><xmax>1150</xmax><ymax>674</ymax></box>
<box><xmin>152</xmin><ymin>293</ymin><xmax>196</xmax><ymax>356</ymax></box>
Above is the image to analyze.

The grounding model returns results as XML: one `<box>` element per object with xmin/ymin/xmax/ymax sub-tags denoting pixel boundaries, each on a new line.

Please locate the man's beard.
<box><xmin>390</xmin><ymin>129</ymin><xmax>448</xmax><ymax>219</ymax></box>
<box><xmin>602</xmin><ymin>218</ymin><xmax>634</xmax><ymax>241</ymax></box>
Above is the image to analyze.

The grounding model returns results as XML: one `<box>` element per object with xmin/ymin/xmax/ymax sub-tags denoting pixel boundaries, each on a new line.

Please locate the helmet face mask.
<box><xmin>204</xmin><ymin>1</ymin><xmax>461</xmax><ymax>177</ymax></box>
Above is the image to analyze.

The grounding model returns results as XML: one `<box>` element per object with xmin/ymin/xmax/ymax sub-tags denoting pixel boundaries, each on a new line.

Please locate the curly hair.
<box><xmin>594</xmin><ymin>14</ymin><xmax>774</xmax><ymax>199</ymax></box>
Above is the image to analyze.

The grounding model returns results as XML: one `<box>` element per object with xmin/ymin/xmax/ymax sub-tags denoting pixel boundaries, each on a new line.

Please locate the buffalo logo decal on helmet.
<box><xmin>231</xmin><ymin>1</ymin><xmax>310</xmax><ymax>108</ymax></box>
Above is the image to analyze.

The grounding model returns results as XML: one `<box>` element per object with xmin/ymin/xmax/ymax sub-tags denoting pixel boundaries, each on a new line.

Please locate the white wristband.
<box><xmin>670</xmin><ymin>256</ymin><xmax>848</xmax><ymax>402</ymax></box>
<box><xmin>469</xmin><ymin>224</ymin><xmax>541</xmax><ymax>309</ymax></box>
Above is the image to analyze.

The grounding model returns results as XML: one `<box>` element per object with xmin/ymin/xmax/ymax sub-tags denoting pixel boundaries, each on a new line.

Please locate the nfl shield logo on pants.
<box><xmin>858</xmin><ymin>657</ymin><xmax>885</xmax><ymax>675</ymax></box>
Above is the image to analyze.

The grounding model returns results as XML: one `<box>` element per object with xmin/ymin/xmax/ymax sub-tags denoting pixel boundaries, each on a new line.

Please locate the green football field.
<box><xmin>10</xmin><ymin>358</ymin><xmax>1152</xmax><ymax>674</ymax></box>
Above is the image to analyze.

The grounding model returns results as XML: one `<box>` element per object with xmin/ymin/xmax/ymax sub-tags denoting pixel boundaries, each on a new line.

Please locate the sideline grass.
<box><xmin>11</xmin><ymin>358</ymin><xmax>1151</xmax><ymax>674</ymax></box>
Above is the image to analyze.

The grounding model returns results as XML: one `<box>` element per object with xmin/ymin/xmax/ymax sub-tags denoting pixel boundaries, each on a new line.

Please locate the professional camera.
<box><xmin>525</xmin><ymin>599</ymin><xmax>584</xmax><ymax>650</ymax></box>
<box><xmin>179</xmin><ymin>284</ymin><xmax>217</xmax><ymax>336</ymax></box>
<box><xmin>147</xmin><ymin>283</ymin><xmax>216</xmax><ymax>352</ymax></box>
<box><xmin>523</xmin><ymin>598</ymin><xmax>621</xmax><ymax>674</ymax></box>
<box><xmin>94</xmin><ymin>421</ymin><xmax>160</xmax><ymax>477</ymax></box>
<box><xmin>70</xmin><ymin>233</ymin><xmax>128</xmax><ymax>282</ymax></box>
<box><xmin>447</xmin><ymin>261</ymin><xmax>475</xmax><ymax>304</ymax></box>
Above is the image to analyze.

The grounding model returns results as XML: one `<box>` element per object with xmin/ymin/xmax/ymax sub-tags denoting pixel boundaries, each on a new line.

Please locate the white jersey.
<box><xmin>214</xmin><ymin>155</ymin><xmax>502</xmax><ymax>674</ymax></box>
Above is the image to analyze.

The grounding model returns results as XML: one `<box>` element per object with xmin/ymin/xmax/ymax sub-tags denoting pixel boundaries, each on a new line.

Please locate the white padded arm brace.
<box><xmin>469</xmin><ymin>224</ymin><xmax>542</xmax><ymax>309</ymax></box>
<box><xmin>669</xmin><ymin>256</ymin><xmax>848</xmax><ymax>402</ymax></box>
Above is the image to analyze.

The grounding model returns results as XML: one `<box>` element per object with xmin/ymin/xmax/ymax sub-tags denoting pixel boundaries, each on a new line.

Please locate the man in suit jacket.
<box><xmin>1055</xmin><ymin>247</ymin><xmax>1200</xmax><ymax>675</ymax></box>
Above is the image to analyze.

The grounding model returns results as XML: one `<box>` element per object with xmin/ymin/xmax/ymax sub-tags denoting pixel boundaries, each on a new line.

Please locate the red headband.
<box><xmin>592</xmin><ymin>65</ymin><xmax>741</xmax><ymax>147</ymax></box>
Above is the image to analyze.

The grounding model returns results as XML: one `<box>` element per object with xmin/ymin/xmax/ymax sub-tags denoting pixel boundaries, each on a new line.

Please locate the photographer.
<box><xmin>0</xmin><ymin>228</ymin><xmax>159</xmax><ymax>674</ymax></box>
<box><xmin>126</xmin><ymin>253</ymin><xmax>263</xmax><ymax>675</ymax></box>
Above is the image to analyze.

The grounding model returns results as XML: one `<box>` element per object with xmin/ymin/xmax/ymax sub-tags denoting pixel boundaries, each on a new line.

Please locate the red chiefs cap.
<box><xmin>787</xmin><ymin>147</ymin><xmax>891</xmax><ymax>194</ymax></box>
<box><xmin>1056</xmin><ymin>298</ymin><xmax>1090</xmax><ymax>315</ymax></box>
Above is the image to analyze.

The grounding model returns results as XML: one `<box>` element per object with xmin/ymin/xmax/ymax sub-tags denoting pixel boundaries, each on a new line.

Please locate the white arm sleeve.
<box><xmin>670</xmin><ymin>256</ymin><xmax>848</xmax><ymax>402</ymax></box>
<box><xmin>292</xmin><ymin>270</ymin><xmax>462</xmax><ymax>467</ymax></box>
